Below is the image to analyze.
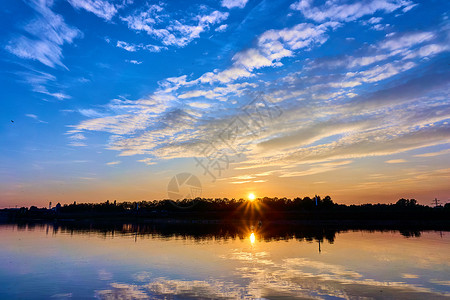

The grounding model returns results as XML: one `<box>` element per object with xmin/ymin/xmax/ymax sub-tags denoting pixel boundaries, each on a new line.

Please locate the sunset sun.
<box><xmin>248</xmin><ymin>193</ymin><xmax>256</xmax><ymax>201</ymax></box>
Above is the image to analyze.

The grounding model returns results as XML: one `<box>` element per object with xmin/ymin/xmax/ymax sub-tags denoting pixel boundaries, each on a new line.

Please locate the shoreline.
<box><xmin>2</xmin><ymin>217</ymin><xmax>450</xmax><ymax>230</ymax></box>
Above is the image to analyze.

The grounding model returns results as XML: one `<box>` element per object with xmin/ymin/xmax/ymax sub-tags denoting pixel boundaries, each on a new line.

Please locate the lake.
<box><xmin>0</xmin><ymin>222</ymin><xmax>449</xmax><ymax>299</ymax></box>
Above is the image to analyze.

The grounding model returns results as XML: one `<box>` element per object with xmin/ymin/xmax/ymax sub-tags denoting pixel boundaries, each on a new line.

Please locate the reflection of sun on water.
<box><xmin>250</xmin><ymin>232</ymin><xmax>256</xmax><ymax>244</ymax></box>
<box><xmin>248</xmin><ymin>193</ymin><xmax>256</xmax><ymax>202</ymax></box>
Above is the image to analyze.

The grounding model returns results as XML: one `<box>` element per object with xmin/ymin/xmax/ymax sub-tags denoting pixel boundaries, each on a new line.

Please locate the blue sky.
<box><xmin>1</xmin><ymin>0</ymin><xmax>449</xmax><ymax>207</ymax></box>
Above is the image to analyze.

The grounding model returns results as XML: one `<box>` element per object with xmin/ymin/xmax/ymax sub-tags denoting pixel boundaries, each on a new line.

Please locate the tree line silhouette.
<box><xmin>3</xmin><ymin>196</ymin><xmax>448</xmax><ymax>222</ymax></box>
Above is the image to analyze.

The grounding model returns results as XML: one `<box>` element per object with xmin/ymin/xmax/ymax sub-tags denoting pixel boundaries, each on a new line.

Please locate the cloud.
<box><xmin>403</xmin><ymin>43</ymin><xmax>449</xmax><ymax>59</ymax></box>
<box><xmin>291</xmin><ymin>0</ymin><xmax>415</xmax><ymax>22</ymax></box>
<box><xmin>66</xmin><ymin>2</ymin><xmax>449</xmax><ymax>182</ymax></box>
<box><xmin>380</xmin><ymin>31</ymin><xmax>435</xmax><ymax>52</ymax></box>
<box><xmin>215</xmin><ymin>24</ymin><xmax>228</xmax><ymax>32</ymax></box>
<box><xmin>106</xmin><ymin>161</ymin><xmax>121</xmax><ymax>165</ymax></box>
<box><xmin>25</xmin><ymin>114</ymin><xmax>47</xmax><ymax>123</ymax></box>
<box><xmin>5</xmin><ymin>0</ymin><xmax>82</xmax><ymax>68</ymax></box>
<box><xmin>68</xmin><ymin>133</ymin><xmax>86</xmax><ymax>140</ymax></box>
<box><xmin>189</xmin><ymin>102</ymin><xmax>212</xmax><ymax>109</ymax></box>
<box><xmin>231</xmin><ymin>180</ymin><xmax>252</xmax><ymax>184</ymax></box>
<box><xmin>257</xmin><ymin>118</ymin><xmax>375</xmax><ymax>152</ymax></box>
<box><xmin>121</xmin><ymin>7</ymin><xmax>229</xmax><ymax>48</ymax></box>
<box><xmin>366</xmin><ymin>17</ymin><xmax>382</xmax><ymax>24</ymax></box>
<box><xmin>17</xmin><ymin>69</ymin><xmax>71</xmax><ymax>100</ymax></box>
<box><xmin>413</xmin><ymin>148</ymin><xmax>450</xmax><ymax>157</ymax></box>
<box><xmin>221</xmin><ymin>0</ymin><xmax>249</xmax><ymax>9</ymax></box>
<box><xmin>248</xmin><ymin>123</ymin><xmax>450</xmax><ymax>169</ymax></box>
<box><xmin>280</xmin><ymin>160</ymin><xmax>353</xmax><ymax>177</ymax></box>
<box><xmin>346</xmin><ymin>61</ymin><xmax>416</xmax><ymax>84</ymax></box>
<box><xmin>126</xmin><ymin>60</ymin><xmax>143</xmax><ymax>65</ymax></box>
<box><xmin>69</xmin><ymin>57</ymin><xmax>450</xmax><ymax>169</ymax></box>
<box><xmin>69</xmin><ymin>142</ymin><xmax>87</xmax><ymax>147</ymax></box>
<box><xmin>231</xmin><ymin>175</ymin><xmax>256</xmax><ymax>180</ymax></box>
<box><xmin>78</xmin><ymin>108</ymin><xmax>105</xmax><ymax>118</ymax></box>
<box><xmin>116</xmin><ymin>40</ymin><xmax>166</xmax><ymax>52</ymax></box>
<box><xmin>385</xmin><ymin>159</ymin><xmax>407</xmax><ymax>163</ymax></box>
<box><xmin>67</xmin><ymin>0</ymin><xmax>119</xmax><ymax>21</ymax></box>
<box><xmin>189</xmin><ymin>22</ymin><xmax>333</xmax><ymax>85</ymax></box>
<box><xmin>348</xmin><ymin>66</ymin><xmax>450</xmax><ymax>111</ymax></box>
<box><xmin>137</xmin><ymin>158</ymin><xmax>156</xmax><ymax>165</ymax></box>
<box><xmin>348</xmin><ymin>54</ymin><xmax>390</xmax><ymax>68</ymax></box>
<box><xmin>307</xmin><ymin>28</ymin><xmax>447</xmax><ymax>73</ymax></box>
<box><xmin>116</xmin><ymin>40</ymin><xmax>138</xmax><ymax>52</ymax></box>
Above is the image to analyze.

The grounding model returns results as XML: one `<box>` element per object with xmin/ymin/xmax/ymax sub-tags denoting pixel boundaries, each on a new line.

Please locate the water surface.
<box><xmin>0</xmin><ymin>223</ymin><xmax>449</xmax><ymax>299</ymax></box>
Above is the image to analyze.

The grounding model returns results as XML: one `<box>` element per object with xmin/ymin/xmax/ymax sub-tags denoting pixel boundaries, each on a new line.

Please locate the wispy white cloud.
<box><xmin>106</xmin><ymin>161</ymin><xmax>121</xmax><ymax>165</ymax></box>
<box><xmin>126</xmin><ymin>60</ymin><xmax>143</xmax><ymax>65</ymax></box>
<box><xmin>25</xmin><ymin>114</ymin><xmax>48</xmax><ymax>123</ymax></box>
<box><xmin>78</xmin><ymin>108</ymin><xmax>105</xmax><ymax>118</ymax></box>
<box><xmin>189</xmin><ymin>102</ymin><xmax>212</xmax><ymax>109</ymax></box>
<box><xmin>291</xmin><ymin>0</ymin><xmax>415</xmax><ymax>22</ymax></box>
<box><xmin>189</xmin><ymin>22</ymin><xmax>334</xmax><ymax>85</ymax></box>
<box><xmin>69</xmin><ymin>141</ymin><xmax>87</xmax><ymax>147</ymax></box>
<box><xmin>5</xmin><ymin>0</ymin><xmax>82</xmax><ymax>68</ymax></box>
<box><xmin>116</xmin><ymin>40</ymin><xmax>166</xmax><ymax>52</ymax></box>
<box><xmin>68</xmin><ymin>133</ymin><xmax>86</xmax><ymax>140</ymax></box>
<box><xmin>116</xmin><ymin>40</ymin><xmax>138</xmax><ymax>52</ymax></box>
<box><xmin>215</xmin><ymin>24</ymin><xmax>228</xmax><ymax>32</ymax></box>
<box><xmin>381</xmin><ymin>31</ymin><xmax>434</xmax><ymax>52</ymax></box>
<box><xmin>67</xmin><ymin>0</ymin><xmax>120</xmax><ymax>21</ymax></box>
<box><xmin>345</xmin><ymin>61</ymin><xmax>416</xmax><ymax>84</ymax></box>
<box><xmin>121</xmin><ymin>7</ymin><xmax>229</xmax><ymax>48</ymax></box>
<box><xmin>16</xmin><ymin>69</ymin><xmax>71</xmax><ymax>100</ymax></box>
<box><xmin>403</xmin><ymin>43</ymin><xmax>449</xmax><ymax>59</ymax></box>
<box><xmin>221</xmin><ymin>0</ymin><xmax>248</xmax><ymax>9</ymax></box>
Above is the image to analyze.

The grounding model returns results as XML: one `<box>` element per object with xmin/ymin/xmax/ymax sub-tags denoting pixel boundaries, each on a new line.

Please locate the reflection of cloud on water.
<box><xmin>430</xmin><ymin>280</ymin><xmax>450</xmax><ymax>287</ymax></box>
<box><xmin>402</xmin><ymin>273</ymin><xmax>420</xmax><ymax>279</ymax></box>
<box><xmin>95</xmin><ymin>253</ymin><xmax>450</xmax><ymax>299</ymax></box>
<box><xmin>51</xmin><ymin>293</ymin><xmax>72</xmax><ymax>298</ymax></box>
<box><xmin>98</xmin><ymin>269</ymin><xmax>113</xmax><ymax>281</ymax></box>
<box><xmin>133</xmin><ymin>271</ymin><xmax>152</xmax><ymax>282</ymax></box>
<box><xmin>225</xmin><ymin>249</ymin><xmax>270</xmax><ymax>259</ymax></box>
<box><xmin>95</xmin><ymin>283</ymin><xmax>148</xmax><ymax>299</ymax></box>
<box><xmin>283</xmin><ymin>258</ymin><xmax>363</xmax><ymax>279</ymax></box>
<box><xmin>96</xmin><ymin>279</ymin><xmax>251</xmax><ymax>299</ymax></box>
<box><xmin>145</xmin><ymin>278</ymin><xmax>247</xmax><ymax>299</ymax></box>
<box><xmin>220</xmin><ymin>250</ymin><xmax>273</xmax><ymax>265</ymax></box>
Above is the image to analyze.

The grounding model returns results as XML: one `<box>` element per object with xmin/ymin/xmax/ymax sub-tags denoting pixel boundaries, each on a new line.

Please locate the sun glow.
<box><xmin>248</xmin><ymin>193</ymin><xmax>256</xmax><ymax>201</ymax></box>
<box><xmin>250</xmin><ymin>232</ymin><xmax>256</xmax><ymax>244</ymax></box>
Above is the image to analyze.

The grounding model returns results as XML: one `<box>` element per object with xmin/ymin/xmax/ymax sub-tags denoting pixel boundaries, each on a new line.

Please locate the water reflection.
<box><xmin>0</xmin><ymin>222</ymin><xmax>449</xmax><ymax>299</ymax></box>
<box><xmin>6</xmin><ymin>220</ymin><xmax>438</xmax><ymax>244</ymax></box>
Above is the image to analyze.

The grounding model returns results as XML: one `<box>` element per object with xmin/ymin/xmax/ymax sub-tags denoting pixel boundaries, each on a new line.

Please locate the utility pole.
<box><xmin>431</xmin><ymin>198</ymin><xmax>441</xmax><ymax>207</ymax></box>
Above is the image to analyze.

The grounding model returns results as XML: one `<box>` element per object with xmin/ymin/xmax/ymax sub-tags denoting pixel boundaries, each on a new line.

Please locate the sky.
<box><xmin>0</xmin><ymin>0</ymin><xmax>449</xmax><ymax>208</ymax></box>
